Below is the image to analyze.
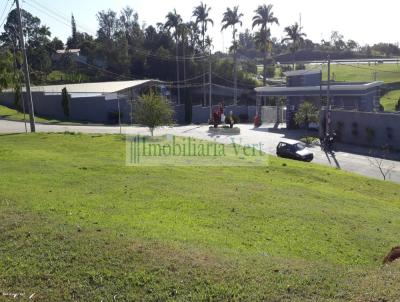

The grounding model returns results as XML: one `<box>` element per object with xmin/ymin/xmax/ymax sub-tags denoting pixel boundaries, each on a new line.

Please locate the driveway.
<box><xmin>1</xmin><ymin>119</ymin><xmax>399</xmax><ymax>183</ymax></box>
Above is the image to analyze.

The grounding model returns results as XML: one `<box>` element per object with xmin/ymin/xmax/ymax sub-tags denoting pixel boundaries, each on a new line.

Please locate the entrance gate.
<box><xmin>261</xmin><ymin>106</ymin><xmax>286</xmax><ymax>124</ymax></box>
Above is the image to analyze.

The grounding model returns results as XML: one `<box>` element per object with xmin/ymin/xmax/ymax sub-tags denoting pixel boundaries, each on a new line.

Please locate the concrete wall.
<box><xmin>1</xmin><ymin>91</ymin><xmax>256</xmax><ymax>125</ymax></box>
<box><xmin>173</xmin><ymin>104</ymin><xmax>185</xmax><ymax>124</ymax></box>
<box><xmin>0</xmin><ymin>91</ymin><xmax>185</xmax><ymax>125</ymax></box>
<box><xmin>322</xmin><ymin>109</ymin><xmax>400</xmax><ymax>150</ymax></box>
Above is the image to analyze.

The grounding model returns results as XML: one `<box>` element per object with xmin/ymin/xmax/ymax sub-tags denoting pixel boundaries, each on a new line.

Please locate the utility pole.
<box><xmin>326</xmin><ymin>55</ymin><xmax>331</xmax><ymax>136</ymax></box>
<box><xmin>15</xmin><ymin>0</ymin><xmax>35</xmax><ymax>132</ymax></box>
<box><xmin>209</xmin><ymin>55</ymin><xmax>212</xmax><ymax>119</ymax></box>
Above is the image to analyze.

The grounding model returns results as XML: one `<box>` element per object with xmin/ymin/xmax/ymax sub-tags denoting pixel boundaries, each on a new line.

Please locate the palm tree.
<box><xmin>193</xmin><ymin>2</ymin><xmax>213</xmax><ymax>107</ymax></box>
<box><xmin>221</xmin><ymin>6</ymin><xmax>243</xmax><ymax>105</ymax></box>
<box><xmin>252</xmin><ymin>4</ymin><xmax>279</xmax><ymax>86</ymax></box>
<box><xmin>178</xmin><ymin>23</ymin><xmax>190</xmax><ymax>86</ymax></box>
<box><xmin>165</xmin><ymin>9</ymin><xmax>183</xmax><ymax>104</ymax></box>
<box><xmin>282</xmin><ymin>22</ymin><xmax>306</xmax><ymax>69</ymax></box>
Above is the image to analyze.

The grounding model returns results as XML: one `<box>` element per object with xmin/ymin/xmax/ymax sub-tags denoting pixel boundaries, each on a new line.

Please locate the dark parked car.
<box><xmin>276</xmin><ymin>141</ymin><xmax>314</xmax><ymax>162</ymax></box>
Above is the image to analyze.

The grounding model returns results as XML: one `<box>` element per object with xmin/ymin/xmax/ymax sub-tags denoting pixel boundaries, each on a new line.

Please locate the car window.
<box><xmin>295</xmin><ymin>143</ymin><xmax>306</xmax><ymax>151</ymax></box>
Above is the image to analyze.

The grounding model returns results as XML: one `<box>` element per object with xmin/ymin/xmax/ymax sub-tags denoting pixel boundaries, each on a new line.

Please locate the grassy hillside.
<box><xmin>0</xmin><ymin>104</ymin><xmax>99</xmax><ymax>125</ymax></box>
<box><xmin>0</xmin><ymin>104</ymin><xmax>61</xmax><ymax>124</ymax></box>
<box><xmin>0</xmin><ymin>133</ymin><xmax>399</xmax><ymax>301</ymax></box>
<box><xmin>314</xmin><ymin>63</ymin><xmax>400</xmax><ymax>83</ymax></box>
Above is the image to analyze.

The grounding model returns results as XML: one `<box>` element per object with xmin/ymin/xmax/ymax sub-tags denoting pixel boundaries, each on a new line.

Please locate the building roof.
<box><xmin>18</xmin><ymin>80</ymin><xmax>162</xmax><ymax>94</ymax></box>
<box><xmin>255</xmin><ymin>81</ymin><xmax>384</xmax><ymax>97</ymax></box>
<box><xmin>284</xmin><ymin>70</ymin><xmax>322</xmax><ymax>77</ymax></box>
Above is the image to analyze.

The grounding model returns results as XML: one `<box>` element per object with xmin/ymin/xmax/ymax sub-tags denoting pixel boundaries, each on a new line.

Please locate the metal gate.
<box><xmin>261</xmin><ymin>106</ymin><xmax>286</xmax><ymax>123</ymax></box>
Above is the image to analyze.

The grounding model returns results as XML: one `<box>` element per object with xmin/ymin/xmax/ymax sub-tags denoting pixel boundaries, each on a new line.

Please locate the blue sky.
<box><xmin>4</xmin><ymin>0</ymin><xmax>400</xmax><ymax>51</ymax></box>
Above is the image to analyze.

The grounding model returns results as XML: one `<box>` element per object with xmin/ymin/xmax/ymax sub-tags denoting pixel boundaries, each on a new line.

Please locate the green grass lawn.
<box><xmin>314</xmin><ymin>63</ymin><xmax>400</xmax><ymax>83</ymax></box>
<box><xmin>1</xmin><ymin>133</ymin><xmax>400</xmax><ymax>301</ymax></box>
<box><xmin>47</xmin><ymin>70</ymin><xmax>89</xmax><ymax>84</ymax></box>
<box><xmin>0</xmin><ymin>104</ymin><xmax>62</xmax><ymax>124</ymax></box>
<box><xmin>381</xmin><ymin>90</ymin><xmax>400</xmax><ymax>112</ymax></box>
<box><xmin>0</xmin><ymin>104</ymin><xmax>101</xmax><ymax>125</ymax></box>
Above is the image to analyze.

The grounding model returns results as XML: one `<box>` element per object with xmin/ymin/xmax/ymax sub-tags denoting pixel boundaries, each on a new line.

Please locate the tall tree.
<box><xmin>221</xmin><ymin>6</ymin><xmax>243</xmax><ymax>105</ymax></box>
<box><xmin>69</xmin><ymin>14</ymin><xmax>77</xmax><ymax>48</ymax></box>
<box><xmin>252</xmin><ymin>4</ymin><xmax>279</xmax><ymax>86</ymax></box>
<box><xmin>193</xmin><ymin>2</ymin><xmax>213</xmax><ymax>106</ymax></box>
<box><xmin>165</xmin><ymin>9</ymin><xmax>183</xmax><ymax>104</ymax></box>
<box><xmin>282</xmin><ymin>23</ymin><xmax>306</xmax><ymax>69</ymax></box>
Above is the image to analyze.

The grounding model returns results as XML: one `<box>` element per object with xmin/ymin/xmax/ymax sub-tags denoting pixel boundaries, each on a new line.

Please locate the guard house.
<box><xmin>255</xmin><ymin>70</ymin><xmax>383</xmax><ymax>129</ymax></box>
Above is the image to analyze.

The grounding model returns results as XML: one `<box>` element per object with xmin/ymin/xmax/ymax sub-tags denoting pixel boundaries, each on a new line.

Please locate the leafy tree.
<box><xmin>61</xmin><ymin>87</ymin><xmax>70</xmax><ymax>117</ymax></box>
<box><xmin>282</xmin><ymin>23</ymin><xmax>306</xmax><ymax>69</ymax></box>
<box><xmin>1</xmin><ymin>9</ymin><xmax>52</xmax><ymax>84</ymax></box>
<box><xmin>252</xmin><ymin>4</ymin><xmax>279</xmax><ymax>86</ymax></box>
<box><xmin>396</xmin><ymin>98</ymin><xmax>400</xmax><ymax>111</ymax></box>
<box><xmin>133</xmin><ymin>90</ymin><xmax>174</xmax><ymax>136</ymax></box>
<box><xmin>294</xmin><ymin>102</ymin><xmax>318</xmax><ymax>130</ymax></box>
<box><xmin>221</xmin><ymin>6</ymin><xmax>243</xmax><ymax>105</ymax></box>
<box><xmin>0</xmin><ymin>50</ymin><xmax>14</xmax><ymax>93</ymax></box>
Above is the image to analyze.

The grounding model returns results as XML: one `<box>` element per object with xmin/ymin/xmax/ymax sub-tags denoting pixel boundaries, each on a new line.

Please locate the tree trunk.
<box><xmin>183</xmin><ymin>35</ymin><xmax>186</xmax><ymax>86</ymax></box>
<box><xmin>263</xmin><ymin>49</ymin><xmax>267</xmax><ymax>86</ymax></box>
<box><xmin>176</xmin><ymin>39</ymin><xmax>180</xmax><ymax>105</ymax></box>
<box><xmin>233</xmin><ymin>28</ymin><xmax>238</xmax><ymax>106</ymax></box>
<box><xmin>202</xmin><ymin>27</ymin><xmax>206</xmax><ymax>107</ymax></box>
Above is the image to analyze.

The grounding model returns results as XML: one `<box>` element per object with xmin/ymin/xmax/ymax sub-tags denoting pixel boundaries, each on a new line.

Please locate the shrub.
<box><xmin>266</xmin><ymin>65</ymin><xmax>276</xmax><ymax>78</ymax></box>
<box><xmin>133</xmin><ymin>90</ymin><xmax>174</xmax><ymax>136</ymax></box>
<box><xmin>61</xmin><ymin>87</ymin><xmax>70</xmax><ymax>117</ymax></box>
<box><xmin>294</xmin><ymin>102</ymin><xmax>318</xmax><ymax>129</ymax></box>
<box><xmin>396</xmin><ymin>98</ymin><xmax>400</xmax><ymax>111</ymax></box>
<box><xmin>300</xmin><ymin>136</ymin><xmax>319</xmax><ymax>145</ymax></box>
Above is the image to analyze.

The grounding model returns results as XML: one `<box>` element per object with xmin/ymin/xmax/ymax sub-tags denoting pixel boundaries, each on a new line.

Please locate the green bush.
<box><xmin>300</xmin><ymin>136</ymin><xmax>319</xmax><ymax>145</ymax></box>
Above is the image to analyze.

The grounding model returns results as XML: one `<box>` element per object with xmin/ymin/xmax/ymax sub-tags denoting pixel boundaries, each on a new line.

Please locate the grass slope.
<box><xmin>314</xmin><ymin>63</ymin><xmax>400</xmax><ymax>83</ymax></box>
<box><xmin>0</xmin><ymin>133</ymin><xmax>400</xmax><ymax>301</ymax></box>
<box><xmin>0</xmin><ymin>104</ymin><xmax>99</xmax><ymax>125</ymax></box>
<box><xmin>0</xmin><ymin>104</ymin><xmax>61</xmax><ymax>124</ymax></box>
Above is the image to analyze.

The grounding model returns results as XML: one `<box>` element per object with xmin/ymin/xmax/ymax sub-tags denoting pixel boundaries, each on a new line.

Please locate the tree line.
<box><xmin>0</xmin><ymin>2</ymin><xmax>399</xmax><ymax>99</ymax></box>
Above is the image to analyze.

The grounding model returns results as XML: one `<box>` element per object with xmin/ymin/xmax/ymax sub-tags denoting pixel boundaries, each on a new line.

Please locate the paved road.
<box><xmin>1</xmin><ymin>119</ymin><xmax>399</xmax><ymax>183</ymax></box>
